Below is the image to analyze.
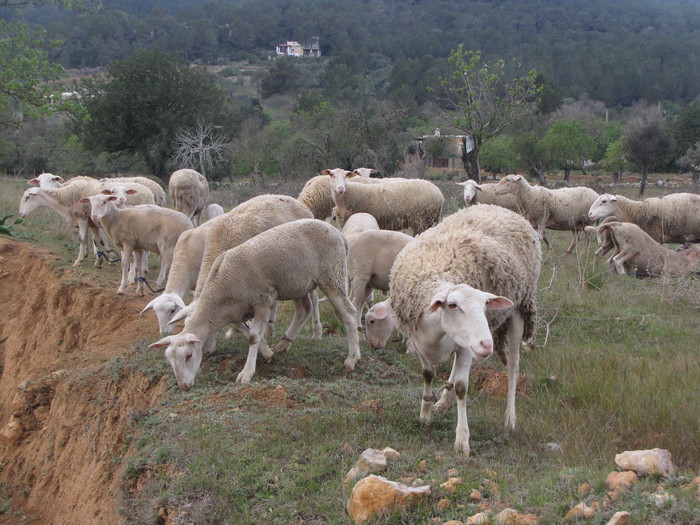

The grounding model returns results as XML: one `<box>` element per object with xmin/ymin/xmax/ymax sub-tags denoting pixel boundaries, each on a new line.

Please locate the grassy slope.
<box><xmin>2</xmin><ymin>175</ymin><xmax>699</xmax><ymax>524</ymax></box>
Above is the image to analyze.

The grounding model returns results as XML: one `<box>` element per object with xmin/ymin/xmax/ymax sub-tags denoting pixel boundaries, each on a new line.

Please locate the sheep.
<box><xmin>139</xmin><ymin>218</ymin><xmax>221</xmax><ymax>334</ymax></box>
<box><xmin>352</xmin><ymin>167</ymin><xmax>379</xmax><ymax>178</ymax></box>
<box><xmin>388</xmin><ymin>204</ymin><xmax>541</xmax><ymax>455</ymax></box>
<box><xmin>457</xmin><ymin>179</ymin><xmax>520</xmax><ymax>213</ymax></box>
<box><xmin>28</xmin><ymin>173</ymin><xmax>64</xmax><ymax>188</ymax></box>
<box><xmin>364</xmin><ymin>299</ymin><xmax>399</xmax><ymax>350</ymax></box>
<box><xmin>341</xmin><ymin>212</ymin><xmax>380</xmax><ymax>239</ymax></box>
<box><xmin>148</xmin><ymin>218</ymin><xmax>361</xmax><ymax>389</ymax></box>
<box><xmin>347</xmin><ymin>229</ymin><xmax>414</xmax><ymax>326</ymax></box>
<box><xmin>99</xmin><ymin>176</ymin><xmax>167</xmax><ymax>206</ymax></box>
<box><xmin>201</xmin><ymin>203</ymin><xmax>225</xmax><ymax>223</ymax></box>
<box><xmin>587</xmin><ymin>193</ymin><xmax>700</xmax><ymax>244</ymax></box>
<box><xmin>494</xmin><ymin>174</ymin><xmax>598</xmax><ymax>253</ymax></box>
<box><xmin>80</xmin><ymin>194</ymin><xmax>193</xmax><ymax>295</ymax></box>
<box><xmin>168</xmin><ymin>169</ymin><xmax>210</xmax><ymax>225</ymax></box>
<box><xmin>322</xmin><ymin>168</ymin><xmax>444</xmax><ymax>235</ymax></box>
<box><xmin>594</xmin><ymin>220</ymin><xmax>700</xmax><ymax>277</ymax></box>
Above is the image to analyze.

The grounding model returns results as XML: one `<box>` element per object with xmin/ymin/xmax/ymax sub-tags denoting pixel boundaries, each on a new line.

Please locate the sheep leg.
<box><xmin>270</xmin><ymin>296</ymin><xmax>312</xmax><ymax>354</ymax></box>
<box><xmin>309</xmin><ymin>290</ymin><xmax>322</xmax><ymax>339</ymax></box>
<box><xmin>453</xmin><ymin>348</ymin><xmax>474</xmax><ymax>456</ymax></box>
<box><xmin>134</xmin><ymin>249</ymin><xmax>146</xmax><ymax>296</ymax></box>
<box><xmin>118</xmin><ymin>245</ymin><xmax>133</xmax><ymax>295</ymax></box>
<box><xmin>504</xmin><ymin>311</ymin><xmax>524</xmax><ymax>431</ymax></box>
<box><xmin>564</xmin><ymin>230</ymin><xmax>579</xmax><ymax>254</ymax></box>
<box><xmin>612</xmin><ymin>249</ymin><xmax>637</xmax><ymax>275</ymax></box>
<box><xmin>349</xmin><ymin>276</ymin><xmax>373</xmax><ymax>328</ymax></box>
<box><xmin>236</xmin><ymin>305</ymin><xmax>271</xmax><ymax>384</ymax></box>
<box><xmin>322</xmin><ymin>288</ymin><xmax>360</xmax><ymax>371</ymax></box>
<box><xmin>155</xmin><ymin>252</ymin><xmax>169</xmax><ymax>286</ymax></box>
<box><xmin>419</xmin><ymin>362</ymin><xmax>436</xmax><ymax>425</ymax></box>
<box><xmin>74</xmin><ymin>218</ymin><xmax>90</xmax><ymax>266</ymax></box>
<box><xmin>434</xmin><ymin>353</ymin><xmax>457</xmax><ymax>414</ymax></box>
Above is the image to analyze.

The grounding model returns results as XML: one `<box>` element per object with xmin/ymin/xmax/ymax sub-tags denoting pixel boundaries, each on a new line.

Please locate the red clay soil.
<box><xmin>0</xmin><ymin>238</ymin><xmax>166</xmax><ymax>524</ymax></box>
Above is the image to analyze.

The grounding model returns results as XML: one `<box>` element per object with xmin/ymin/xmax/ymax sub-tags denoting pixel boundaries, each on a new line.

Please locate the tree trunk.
<box><xmin>639</xmin><ymin>165</ymin><xmax>649</xmax><ymax>196</ymax></box>
<box><xmin>531</xmin><ymin>164</ymin><xmax>548</xmax><ymax>187</ymax></box>
<box><xmin>563</xmin><ymin>165</ymin><xmax>571</xmax><ymax>181</ymax></box>
<box><xmin>461</xmin><ymin>148</ymin><xmax>481</xmax><ymax>182</ymax></box>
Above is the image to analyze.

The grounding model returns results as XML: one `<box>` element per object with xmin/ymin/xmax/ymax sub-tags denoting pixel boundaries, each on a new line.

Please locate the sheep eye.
<box><xmin>170</xmin><ymin>307</ymin><xmax>177</xmax><ymax>313</ymax></box>
<box><xmin>185</xmin><ymin>353</ymin><xmax>192</xmax><ymax>361</ymax></box>
<box><xmin>368</xmin><ymin>319</ymin><xmax>375</xmax><ymax>325</ymax></box>
<box><xmin>447</xmin><ymin>302</ymin><xmax>458</xmax><ymax>309</ymax></box>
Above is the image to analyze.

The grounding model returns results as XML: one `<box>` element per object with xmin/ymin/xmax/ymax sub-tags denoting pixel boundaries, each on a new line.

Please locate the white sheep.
<box><xmin>149</xmin><ymin>218</ymin><xmax>360</xmax><ymax>389</ymax></box>
<box><xmin>323</xmin><ymin>168</ymin><xmax>444</xmax><ymax>235</ymax></box>
<box><xmin>352</xmin><ymin>167</ymin><xmax>379</xmax><ymax>178</ymax></box>
<box><xmin>341</xmin><ymin>212</ymin><xmax>380</xmax><ymax>239</ymax></box>
<box><xmin>201</xmin><ymin>203</ymin><xmax>225</xmax><ymax>223</ymax></box>
<box><xmin>594</xmin><ymin>220</ymin><xmax>700</xmax><ymax>276</ymax></box>
<box><xmin>388</xmin><ymin>204</ymin><xmax>541</xmax><ymax>455</ymax></box>
<box><xmin>456</xmin><ymin>179</ymin><xmax>520</xmax><ymax>212</ymax></box>
<box><xmin>347</xmin><ymin>229</ymin><xmax>414</xmax><ymax>326</ymax></box>
<box><xmin>494</xmin><ymin>174</ymin><xmax>598</xmax><ymax>253</ymax></box>
<box><xmin>99</xmin><ymin>176</ymin><xmax>167</xmax><ymax>206</ymax></box>
<box><xmin>168</xmin><ymin>169</ymin><xmax>210</xmax><ymax>225</ymax></box>
<box><xmin>80</xmin><ymin>194</ymin><xmax>193</xmax><ymax>295</ymax></box>
<box><xmin>297</xmin><ymin>175</ymin><xmax>336</xmax><ymax>221</ymax></box>
<box><xmin>364</xmin><ymin>299</ymin><xmax>399</xmax><ymax>350</ymax></box>
<box><xmin>587</xmin><ymin>193</ymin><xmax>700</xmax><ymax>244</ymax></box>
<box><xmin>28</xmin><ymin>173</ymin><xmax>64</xmax><ymax>188</ymax></box>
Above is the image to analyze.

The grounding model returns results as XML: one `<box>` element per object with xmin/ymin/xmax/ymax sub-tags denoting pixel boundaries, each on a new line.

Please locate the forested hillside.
<box><xmin>3</xmin><ymin>0</ymin><xmax>700</xmax><ymax>107</ymax></box>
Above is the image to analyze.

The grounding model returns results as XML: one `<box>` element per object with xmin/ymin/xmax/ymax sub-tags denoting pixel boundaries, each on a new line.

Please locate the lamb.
<box><xmin>168</xmin><ymin>168</ymin><xmax>210</xmax><ymax>225</ymax></box>
<box><xmin>594</xmin><ymin>220</ymin><xmax>700</xmax><ymax>277</ymax></box>
<box><xmin>494</xmin><ymin>174</ymin><xmax>598</xmax><ymax>253</ymax></box>
<box><xmin>139</xmin><ymin>218</ymin><xmax>220</xmax><ymax>334</ymax></box>
<box><xmin>323</xmin><ymin>168</ymin><xmax>444</xmax><ymax>235</ymax></box>
<box><xmin>587</xmin><ymin>193</ymin><xmax>700</xmax><ymax>244</ymax></box>
<box><xmin>80</xmin><ymin>194</ymin><xmax>193</xmax><ymax>295</ymax></box>
<box><xmin>28</xmin><ymin>173</ymin><xmax>64</xmax><ymax>188</ymax></box>
<box><xmin>457</xmin><ymin>179</ymin><xmax>520</xmax><ymax>213</ymax></box>
<box><xmin>347</xmin><ymin>229</ymin><xmax>414</xmax><ymax>326</ymax></box>
<box><xmin>99</xmin><ymin>176</ymin><xmax>167</xmax><ymax>206</ymax></box>
<box><xmin>388</xmin><ymin>204</ymin><xmax>541</xmax><ymax>455</ymax></box>
<box><xmin>149</xmin><ymin>219</ymin><xmax>361</xmax><ymax>389</ymax></box>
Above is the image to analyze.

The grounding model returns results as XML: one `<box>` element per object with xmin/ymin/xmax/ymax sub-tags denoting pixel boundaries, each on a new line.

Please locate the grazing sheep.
<box><xmin>28</xmin><ymin>173</ymin><xmax>64</xmax><ymax>188</ymax></box>
<box><xmin>323</xmin><ymin>168</ymin><xmax>444</xmax><ymax>235</ymax></box>
<box><xmin>168</xmin><ymin>169</ymin><xmax>210</xmax><ymax>225</ymax></box>
<box><xmin>587</xmin><ymin>193</ymin><xmax>700</xmax><ymax>244</ymax></box>
<box><xmin>99</xmin><ymin>176</ymin><xmax>167</xmax><ymax>206</ymax></box>
<box><xmin>140</xmin><ymin>218</ymin><xmax>220</xmax><ymax>334</ymax></box>
<box><xmin>80</xmin><ymin>194</ymin><xmax>193</xmax><ymax>295</ymax></box>
<box><xmin>149</xmin><ymin>219</ymin><xmax>360</xmax><ymax>389</ymax></box>
<box><xmin>457</xmin><ymin>180</ymin><xmax>520</xmax><ymax>213</ymax></box>
<box><xmin>201</xmin><ymin>203</ymin><xmax>225</xmax><ymax>223</ymax></box>
<box><xmin>341</xmin><ymin>212</ymin><xmax>380</xmax><ymax>239</ymax></box>
<box><xmin>347</xmin><ymin>229</ymin><xmax>414</xmax><ymax>326</ymax></box>
<box><xmin>594</xmin><ymin>220</ymin><xmax>700</xmax><ymax>276</ymax></box>
<box><xmin>364</xmin><ymin>299</ymin><xmax>399</xmax><ymax>350</ymax></box>
<box><xmin>389</xmin><ymin>204</ymin><xmax>541</xmax><ymax>455</ymax></box>
<box><xmin>494</xmin><ymin>174</ymin><xmax>598</xmax><ymax>253</ymax></box>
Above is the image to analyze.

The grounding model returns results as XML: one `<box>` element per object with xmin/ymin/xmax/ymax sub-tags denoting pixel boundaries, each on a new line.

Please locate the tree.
<box><xmin>678</xmin><ymin>142</ymin><xmax>700</xmax><ymax>186</ymax></box>
<box><xmin>72</xmin><ymin>49</ymin><xmax>229</xmax><ymax>182</ymax></box>
<box><xmin>433</xmin><ymin>46</ymin><xmax>542</xmax><ymax>182</ymax></box>
<box><xmin>478</xmin><ymin>135</ymin><xmax>518</xmax><ymax>178</ymax></box>
<box><xmin>622</xmin><ymin>103</ymin><xmax>676</xmax><ymax>195</ymax></box>
<box><xmin>601</xmin><ymin>138</ymin><xmax>630</xmax><ymax>183</ymax></box>
<box><xmin>540</xmin><ymin>119</ymin><xmax>596</xmax><ymax>181</ymax></box>
<box><xmin>0</xmin><ymin>21</ymin><xmax>64</xmax><ymax>127</ymax></box>
<box><xmin>170</xmin><ymin>120</ymin><xmax>231</xmax><ymax>178</ymax></box>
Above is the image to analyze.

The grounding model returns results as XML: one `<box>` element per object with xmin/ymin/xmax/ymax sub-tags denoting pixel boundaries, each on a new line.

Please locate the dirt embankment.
<box><xmin>0</xmin><ymin>238</ymin><xmax>165</xmax><ymax>524</ymax></box>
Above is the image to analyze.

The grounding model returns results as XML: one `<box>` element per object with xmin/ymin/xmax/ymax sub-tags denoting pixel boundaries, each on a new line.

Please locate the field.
<box><xmin>0</xmin><ymin>173</ymin><xmax>699</xmax><ymax>524</ymax></box>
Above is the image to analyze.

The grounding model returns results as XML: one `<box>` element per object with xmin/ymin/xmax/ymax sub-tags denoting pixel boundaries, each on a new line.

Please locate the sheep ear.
<box><xmin>107</xmin><ymin>195</ymin><xmax>119</xmax><ymax>202</ymax></box>
<box><xmin>185</xmin><ymin>334</ymin><xmax>200</xmax><ymax>344</ymax></box>
<box><xmin>485</xmin><ymin>294</ymin><xmax>514</xmax><ymax>310</ymax></box>
<box><xmin>456</xmin><ymin>182</ymin><xmax>467</xmax><ymax>186</ymax></box>
<box><xmin>610</xmin><ymin>196</ymin><xmax>618</xmax><ymax>202</ymax></box>
<box><xmin>28</xmin><ymin>178</ymin><xmax>40</xmax><ymax>185</ymax></box>
<box><xmin>169</xmin><ymin>302</ymin><xmax>194</xmax><ymax>325</ymax></box>
<box><xmin>100</xmin><ymin>189</ymin><xmax>111</xmax><ymax>195</ymax></box>
<box><xmin>475</xmin><ymin>185</ymin><xmax>482</xmax><ymax>191</ymax></box>
<box><xmin>53</xmin><ymin>176</ymin><xmax>64</xmax><ymax>183</ymax></box>
<box><xmin>371</xmin><ymin>303</ymin><xmax>389</xmax><ymax>320</ymax></box>
<box><xmin>78</xmin><ymin>197</ymin><xmax>90</xmax><ymax>203</ymax></box>
<box><xmin>126</xmin><ymin>189</ymin><xmax>137</xmax><ymax>194</ymax></box>
<box><xmin>321</xmin><ymin>169</ymin><xmax>331</xmax><ymax>175</ymax></box>
<box><xmin>426</xmin><ymin>289</ymin><xmax>450</xmax><ymax>313</ymax></box>
<box><xmin>149</xmin><ymin>336</ymin><xmax>174</xmax><ymax>349</ymax></box>
<box><xmin>140</xmin><ymin>298</ymin><xmax>157</xmax><ymax>315</ymax></box>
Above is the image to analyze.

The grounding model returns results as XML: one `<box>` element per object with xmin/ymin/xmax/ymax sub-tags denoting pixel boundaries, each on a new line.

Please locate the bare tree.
<box><xmin>170</xmin><ymin>120</ymin><xmax>231</xmax><ymax>177</ymax></box>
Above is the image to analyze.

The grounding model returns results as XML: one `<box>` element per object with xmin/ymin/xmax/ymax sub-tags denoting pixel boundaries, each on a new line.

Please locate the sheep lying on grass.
<box><xmin>494</xmin><ymin>174</ymin><xmax>598</xmax><ymax>253</ymax></box>
<box><xmin>81</xmin><ymin>194</ymin><xmax>193</xmax><ymax>295</ymax></box>
<box><xmin>323</xmin><ymin>168</ymin><xmax>444</xmax><ymax>235</ymax></box>
<box><xmin>168</xmin><ymin>169</ymin><xmax>210</xmax><ymax>225</ymax></box>
<box><xmin>594</xmin><ymin>220</ymin><xmax>700</xmax><ymax>277</ymax></box>
<box><xmin>389</xmin><ymin>204</ymin><xmax>541</xmax><ymax>455</ymax></box>
<box><xmin>149</xmin><ymin>219</ymin><xmax>360</xmax><ymax>389</ymax></box>
<box><xmin>587</xmin><ymin>192</ymin><xmax>700</xmax><ymax>244</ymax></box>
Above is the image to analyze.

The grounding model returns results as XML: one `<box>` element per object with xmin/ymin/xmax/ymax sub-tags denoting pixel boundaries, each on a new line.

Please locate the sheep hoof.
<box><xmin>260</xmin><ymin>345</ymin><xmax>274</xmax><ymax>363</ymax></box>
<box><xmin>116</xmin><ymin>289</ymin><xmax>125</xmax><ymax>295</ymax></box>
<box><xmin>236</xmin><ymin>371</ymin><xmax>252</xmax><ymax>384</ymax></box>
<box><xmin>271</xmin><ymin>339</ymin><xmax>292</xmax><ymax>354</ymax></box>
<box><xmin>224</xmin><ymin>327</ymin><xmax>236</xmax><ymax>339</ymax></box>
<box><xmin>454</xmin><ymin>440</ymin><xmax>471</xmax><ymax>456</ymax></box>
<box><xmin>343</xmin><ymin>357</ymin><xmax>357</xmax><ymax>371</ymax></box>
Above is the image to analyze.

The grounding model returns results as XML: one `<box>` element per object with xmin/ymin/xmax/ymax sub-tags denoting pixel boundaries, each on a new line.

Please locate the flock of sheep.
<box><xmin>16</xmin><ymin>167</ymin><xmax>700</xmax><ymax>455</ymax></box>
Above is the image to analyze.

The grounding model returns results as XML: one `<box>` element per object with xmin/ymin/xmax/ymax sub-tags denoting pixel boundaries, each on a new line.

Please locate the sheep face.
<box><xmin>149</xmin><ymin>333</ymin><xmax>203</xmax><ymax>390</ymax></box>
<box><xmin>456</xmin><ymin>180</ymin><xmax>481</xmax><ymax>205</ymax></box>
<box><xmin>425</xmin><ymin>284</ymin><xmax>513</xmax><ymax>359</ymax></box>
<box><xmin>80</xmin><ymin>194</ymin><xmax>119</xmax><ymax>223</ymax></box>
<box><xmin>587</xmin><ymin>194</ymin><xmax>618</xmax><ymax>221</ymax></box>
<box><xmin>365</xmin><ymin>300</ymin><xmax>397</xmax><ymax>349</ymax></box>
<box><xmin>352</xmin><ymin>167</ymin><xmax>377</xmax><ymax>178</ymax></box>
<box><xmin>493</xmin><ymin>174</ymin><xmax>522</xmax><ymax>196</ymax></box>
<box><xmin>100</xmin><ymin>186</ymin><xmax>137</xmax><ymax>208</ymax></box>
<box><xmin>322</xmin><ymin>168</ymin><xmax>357</xmax><ymax>195</ymax></box>
<box><xmin>28</xmin><ymin>173</ymin><xmax>63</xmax><ymax>188</ymax></box>
<box><xmin>141</xmin><ymin>294</ymin><xmax>187</xmax><ymax>335</ymax></box>
<box><xmin>19</xmin><ymin>188</ymin><xmax>42</xmax><ymax>218</ymax></box>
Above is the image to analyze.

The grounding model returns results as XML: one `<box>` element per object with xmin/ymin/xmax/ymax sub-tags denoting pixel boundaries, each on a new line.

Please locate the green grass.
<box><xmin>3</xmin><ymin>175</ymin><xmax>700</xmax><ymax>524</ymax></box>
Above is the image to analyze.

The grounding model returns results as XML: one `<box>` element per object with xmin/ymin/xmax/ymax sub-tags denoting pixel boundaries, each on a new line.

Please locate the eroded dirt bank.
<box><xmin>0</xmin><ymin>238</ymin><xmax>165</xmax><ymax>524</ymax></box>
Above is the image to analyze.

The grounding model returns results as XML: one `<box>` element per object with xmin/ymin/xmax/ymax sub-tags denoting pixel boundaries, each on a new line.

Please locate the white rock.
<box><xmin>614</xmin><ymin>448</ymin><xmax>676</xmax><ymax>478</ymax></box>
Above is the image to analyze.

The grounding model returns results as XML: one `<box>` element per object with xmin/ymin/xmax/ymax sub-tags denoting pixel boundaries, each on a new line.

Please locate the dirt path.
<box><xmin>0</xmin><ymin>238</ymin><xmax>165</xmax><ymax>524</ymax></box>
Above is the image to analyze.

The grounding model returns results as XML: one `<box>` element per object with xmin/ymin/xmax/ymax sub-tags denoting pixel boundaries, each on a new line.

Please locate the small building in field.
<box><xmin>276</xmin><ymin>37</ymin><xmax>321</xmax><ymax>57</ymax></box>
<box><xmin>413</xmin><ymin>130</ymin><xmax>473</xmax><ymax>169</ymax></box>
